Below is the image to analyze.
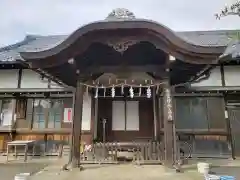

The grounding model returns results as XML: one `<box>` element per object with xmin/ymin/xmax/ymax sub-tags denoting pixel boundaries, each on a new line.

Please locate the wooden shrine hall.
<box><xmin>19</xmin><ymin>9</ymin><xmax>225</xmax><ymax>168</ymax></box>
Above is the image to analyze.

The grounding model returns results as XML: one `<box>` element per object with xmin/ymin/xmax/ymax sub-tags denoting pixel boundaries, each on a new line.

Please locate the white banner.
<box><xmin>63</xmin><ymin>93</ymin><xmax>92</xmax><ymax>131</ymax></box>
<box><xmin>64</xmin><ymin>108</ymin><xmax>72</xmax><ymax>123</ymax></box>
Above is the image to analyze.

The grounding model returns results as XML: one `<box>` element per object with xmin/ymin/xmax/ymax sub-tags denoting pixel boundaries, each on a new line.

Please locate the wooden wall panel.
<box><xmin>0</xmin><ymin>133</ymin><xmax>11</xmax><ymax>152</ymax></box>
<box><xmin>62</xmin><ymin>134</ymin><xmax>70</xmax><ymax>143</ymax></box>
<box><xmin>98</xmin><ymin>99</ymin><xmax>112</xmax><ymax>141</ymax></box>
<box><xmin>228</xmin><ymin>108</ymin><xmax>240</xmax><ymax>156</ymax></box>
<box><xmin>98</xmin><ymin>98</ymin><xmax>154</xmax><ymax>142</ymax></box>
<box><xmin>0</xmin><ymin>135</ymin><xmax>4</xmax><ymax>152</ymax></box>
<box><xmin>53</xmin><ymin>135</ymin><xmax>61</xmax><ymax>141</ymax></box>
<box><xmin>15</xmin><ymin>134</ymin><xmax>45</xmax><ymax>141</ymax></box>
<box><xmin>175</xmin><ymin>97</ymin><xmax>227</xmax><ymax>132</ymax></box>
<box><xmin>207</xmin><ymin>97</ymin><xmax>227</xmax><ymax>130</ymax></box>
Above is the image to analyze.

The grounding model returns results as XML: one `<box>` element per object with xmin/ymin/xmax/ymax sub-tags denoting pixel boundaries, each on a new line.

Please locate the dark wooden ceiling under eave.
<box><xmin>38</xmin><ymin>41</ymin><xmax>215</xmax><ymax>87</ymax></box>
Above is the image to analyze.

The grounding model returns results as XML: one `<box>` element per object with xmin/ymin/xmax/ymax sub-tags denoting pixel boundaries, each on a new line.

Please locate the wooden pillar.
<box><xmin>11</xmin><ymin>99</ymin><xmax>17</xmax><ymax>130</ymax></box>
<box><xmin>71</xmin><ymin>79</ymin><xmax>85</xmax><ymax>168</ymax></box>
<box><xmin>93</xmin><ymin>98</ymin><xmax>98</xmax><ymax>140</ymax></box>
<box><xmin>152</xmin><ymin>87</ymin><xmax>158</xmax><ymax>141</ymax></box>
<box><xmin>158</xmin><ymin>97</ymin><xmax>163</xmax><ymax>137</ymax></box>
<box><xmin>162</xmin><ymin>79</ymin><xmax>176</xmax><ymax>166</ymax></box>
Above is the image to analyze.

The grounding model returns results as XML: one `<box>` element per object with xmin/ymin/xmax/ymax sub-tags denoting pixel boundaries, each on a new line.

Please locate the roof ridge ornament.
<box><xmin>106</xmin><ymin>8</ymin><xmax>136</xmax><ymax>20</ymax></box>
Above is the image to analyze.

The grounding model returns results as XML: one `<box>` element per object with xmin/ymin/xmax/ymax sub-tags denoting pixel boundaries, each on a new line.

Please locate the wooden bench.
<box><xmin>6</xmin><ymin>140</ymin><xmax>36</xmax><ymax>162</ymax></box>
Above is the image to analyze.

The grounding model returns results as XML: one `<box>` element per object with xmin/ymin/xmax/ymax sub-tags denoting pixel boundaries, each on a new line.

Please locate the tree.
<box><xmin>216</xmin><ymin>1</ymin><xmax>240</xmax><ymax>19</ymax></box>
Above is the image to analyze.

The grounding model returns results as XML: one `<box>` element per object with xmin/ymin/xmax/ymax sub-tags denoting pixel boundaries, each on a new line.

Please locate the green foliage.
<box><xmin>228</xmin><ymin>31</ymin><xmax>240</xmax><ymax>41</ymax></box>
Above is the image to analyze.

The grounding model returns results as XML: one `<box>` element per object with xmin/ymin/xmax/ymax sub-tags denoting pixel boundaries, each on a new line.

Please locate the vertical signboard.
<box><xmin>64</xmin><ymin>108</ymin><xmax>72</xmax><ymax>123</ymax></box>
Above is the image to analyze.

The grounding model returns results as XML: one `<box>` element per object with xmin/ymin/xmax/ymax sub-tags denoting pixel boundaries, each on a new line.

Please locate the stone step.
<box><xmin>61</xmin><ymin>145</ymin><xmax>70</xmax><ymax>156</ymax></box>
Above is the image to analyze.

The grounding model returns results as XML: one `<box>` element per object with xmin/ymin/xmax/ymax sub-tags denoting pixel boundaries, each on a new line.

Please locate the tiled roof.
<box><xmin>0</xmin><ymin>35</ymin><xmax>67</xmax><ymax>62</ymax></box>
<box><xmin>0</xmin><ymin>30</ymin><xmax>238</xmax><ymax>62</ymax></box>
<box><xmin>177</xmin><ymin>30</ymin><xmax>236</xmax><ymax>47</ymax></box>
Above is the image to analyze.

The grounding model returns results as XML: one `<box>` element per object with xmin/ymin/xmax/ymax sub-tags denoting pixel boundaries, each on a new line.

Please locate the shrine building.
<box><xmin>0</xmin><ymin>8</ymin><xmax>240</xmax><ymax>167</ymax></box>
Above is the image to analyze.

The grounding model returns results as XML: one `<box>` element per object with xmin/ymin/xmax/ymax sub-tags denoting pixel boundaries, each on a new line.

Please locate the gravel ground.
<box><xmin>0</xmin><ymin>162</ymin><xmax>49</xmax><ymax>180</ymax></box>
<box><xmin>27</xmin><ymin>158</ymin><xmax>240</xmax><ymax>180</ymax></box>
<box><xmin>30</xmin><ymin>163</ymin><xmax>204</xmax><ymax>180</ymax></box>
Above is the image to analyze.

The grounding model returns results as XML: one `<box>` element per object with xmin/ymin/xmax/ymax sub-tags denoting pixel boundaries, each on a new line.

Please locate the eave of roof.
<box><xmin>0</xmin><ymin>29</ymin><xmax>238</xmax><ymax>63</ymax></box>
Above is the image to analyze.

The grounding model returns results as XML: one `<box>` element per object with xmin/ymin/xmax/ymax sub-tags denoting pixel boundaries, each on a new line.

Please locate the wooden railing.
<box><xmin>132</xmin><ymin>141</ymin><xmax>164</xmax><ymax>165</ymax></box>
<box><xmin>78</xmin><ymin>141</ymin><xmax>165</xmax><ymax>164</ymax></box>
<box><xmin>81</xmin><ymin>142</ymin><xmax>118</xmax><ymax>164</ymax></box>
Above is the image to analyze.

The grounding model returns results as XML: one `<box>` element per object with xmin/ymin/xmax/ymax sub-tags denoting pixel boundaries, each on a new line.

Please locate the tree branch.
<box><xmin>216</xmin><ymin>1</ymin><xmax>240</xmax><ymax>19</ymax></box>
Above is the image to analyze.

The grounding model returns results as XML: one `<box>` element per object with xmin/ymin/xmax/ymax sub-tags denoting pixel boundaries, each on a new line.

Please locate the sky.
<box><xmin>0</xmin><ymin>0</ymin><xmax>240</xmax><ymax>47</ymax></box>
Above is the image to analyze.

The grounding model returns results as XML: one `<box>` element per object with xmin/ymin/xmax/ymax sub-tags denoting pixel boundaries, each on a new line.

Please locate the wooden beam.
<box><xmin>71</xmin><ymin>79</ymin><xmax>85</xmax><ymax>168</ymax></box>
<box><xmin>189</xmin><ymin>86</ymin><xmax>240</xmax><ymax>91</ymax></box>
<box><xmin>17</xmin><ymin>69</ymin><xmax>23</xmax><ymax>88</ymax></box>
<box><xmin>11</xmin><ymin>99</ymin><xmax>17</xmax><ymax>129</ymax></box>
<box><xmin>0</xmin><ymin>88</ymin><xmax>73</xmax><ymax>93</ymax></box>
<box><xmin>220</xmin><ymin>65</ymin><xmax>226</xmax><ymax>87</ymax></box>
<box><xmin>171</xmin><ymin>93</ymin><xmax>223</xmax><ymax>97</ymax></box>
<box><xmin>80</xmin><ymin>65</ymin><xmax>166</xmax><ymax>74</ymax></box>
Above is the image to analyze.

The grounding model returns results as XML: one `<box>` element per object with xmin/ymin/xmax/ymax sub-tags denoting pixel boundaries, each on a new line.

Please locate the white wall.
<box><xmin>0</xmin><ymin>69</ymin><xmax>66</xmax><ymax>89</ymax></box>
<box><xmin>191</xmin><ymin>67</ymin><xmax>222</xmax><ymax>87</ymax></box>
<box><xmin>224</xmin><ymin>66</ymin><xmax>240</xmax><ymax>86</ymax></box>
<box><xmin>20</xmin><ymin>69</ymin><xmax>49</xmax><ymax>88</ymax></box>
<box><xmin>0</xmin><ymin>69</ymin><xmax>18</xmax><ymax>88</ymax></box>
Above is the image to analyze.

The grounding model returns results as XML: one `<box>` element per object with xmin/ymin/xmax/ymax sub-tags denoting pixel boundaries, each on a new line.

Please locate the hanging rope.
<box><xmin>80</xmin><ymin>81</ymin><xmax>166</xmax><ymax>89</ymax></box>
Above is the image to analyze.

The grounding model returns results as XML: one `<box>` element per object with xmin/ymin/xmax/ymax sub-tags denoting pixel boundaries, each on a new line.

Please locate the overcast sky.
<box><xmin>0</xmin><ymin>0</ymin><xmax>239</xmax><ymax>47</ymax></box>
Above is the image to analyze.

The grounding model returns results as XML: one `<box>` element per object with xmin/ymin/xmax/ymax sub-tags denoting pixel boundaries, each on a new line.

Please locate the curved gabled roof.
<box><xmin>13</xmin><ymin>8</ymin><xmax>226</xmax><ymax>65</ymax></box>
<box><xmin>0</xmin><ymin>32</ymin><xmax>237</xmax><ymax>63</ymax></box>
<box><xmin>20</xmin><ymin>19</ymin><xmax>225</xmax><ymax>61</ymax></box>
<box><xmin>0</xmin><ymin>8</ymin><xmax>238</xmax><ymax>63</ymax></box>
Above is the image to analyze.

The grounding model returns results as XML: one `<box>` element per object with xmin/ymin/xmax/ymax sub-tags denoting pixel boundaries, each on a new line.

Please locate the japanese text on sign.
<box><xmin>165</xmin><ymin>89</ymin><xmax>173</xmax><ymax>121</ymax></box>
